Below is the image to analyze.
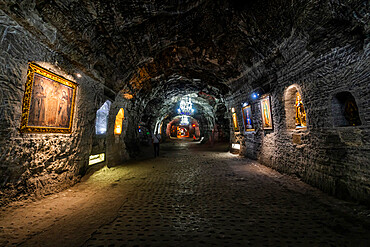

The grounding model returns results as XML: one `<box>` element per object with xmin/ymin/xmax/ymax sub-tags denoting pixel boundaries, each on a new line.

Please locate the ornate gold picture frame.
<box><xmin>20</xmin><ymin>62</ymin><xmax>77</xmax><ymax>133</ymax></box>
<box><xmin>232</xmin><ymin>112</ymin><xmax>239</xmax><ymax>132</ymax></box>
<box><xmin>242</xmin><ymin>105</ymin><xmax>254</xmax><ymax>131</ymax></box>
<box><xmin>260</xmin><ymin>94</ymin><xmax>273</xmax><ymax>130</ymax></box>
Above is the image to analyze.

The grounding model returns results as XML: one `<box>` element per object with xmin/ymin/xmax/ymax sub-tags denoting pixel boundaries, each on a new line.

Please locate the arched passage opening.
<box><xmin>166</xmin><ymin>116</ymin><xmax>200</xmax><ymax>140</ymax></box>
<box><xmin>95</xmin><ymin>100</ymin><xmax>112</xmax><ymax>135</ymax></box>
<box><xmin>114</xmin><ymin>108</ymin><xmax>125</xmax><ymax>135</ymax></box>
<box><xmin>332</xmin><ymin>91</ymin><xmax>362</xmax><ymax>127</ymax></box>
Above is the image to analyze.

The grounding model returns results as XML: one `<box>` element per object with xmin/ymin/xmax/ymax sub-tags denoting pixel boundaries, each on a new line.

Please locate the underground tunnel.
<box><xmin>0</xmin><ymin>0</ymin><xmax>369</xmax><ymax>246</ymax></box>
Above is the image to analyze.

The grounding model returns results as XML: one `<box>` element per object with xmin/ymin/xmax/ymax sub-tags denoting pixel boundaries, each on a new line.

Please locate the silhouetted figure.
<box><xmin>152</xmin><ymin>132</ymin><xmax>161</xmax><ymax>157</ymax></box>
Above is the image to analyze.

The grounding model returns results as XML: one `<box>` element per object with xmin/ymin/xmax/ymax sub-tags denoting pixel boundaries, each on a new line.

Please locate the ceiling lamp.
<box><xmin>177</xmin><ymin>97</ymin><xmax>194</xmax><ymax>115</ymax></box>
<box><xmin>180</xmin><ymin>115</ymin><xmax>189</xmax><ymax>125</ymax></box>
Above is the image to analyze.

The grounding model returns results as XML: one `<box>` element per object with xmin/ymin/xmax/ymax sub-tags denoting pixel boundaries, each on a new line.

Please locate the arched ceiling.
<box><xmin>1</xmin><ymin>0</ymin><xmax>366</xmax><ymax>100</ymax></box>
<box><xmin>139</xmin><ymin>75</ymin><xmax>220</xmax><ymax>129</ymax></box>
<box><xmin>1</xmin><ymin>0</ymin><xmax>306</xmax><ymax>91</ymax></box>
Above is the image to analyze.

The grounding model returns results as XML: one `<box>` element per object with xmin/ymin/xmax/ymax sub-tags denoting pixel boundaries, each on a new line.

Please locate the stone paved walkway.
<box><xmin>1</xmin><ymin>140</ymin><xmax>369</xmax><ymax>247</ymax></box>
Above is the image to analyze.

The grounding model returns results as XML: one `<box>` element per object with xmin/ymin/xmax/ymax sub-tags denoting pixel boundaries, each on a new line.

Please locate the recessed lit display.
<box><xmin>231</xmin><ymin>143</ymin><xmax>240</xmax><ymax>150</ymax></box>
<box><xmin>95</xmin><ymin>101</ymin><xmax>111</xmax><ymax>135</ymax></box>
<box><xmin>114</xmin><ymin>108</ymin><xmax>124</xmax><ymax>135</ymax></box>
<box><xmin>89</xmin><ymin>153</ymin><xmax>105</xmax><ymax>165</ymax></box>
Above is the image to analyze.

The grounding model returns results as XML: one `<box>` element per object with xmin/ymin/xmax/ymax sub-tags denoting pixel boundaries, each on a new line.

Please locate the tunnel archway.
<box><xmin>0</xmin><ymin>0</ymin><xmax>368</xmax><ymax>208</ymax></box>
<box><xmin>136</xmin><ymin>75</ymin><xmax>230</xmax><ymax>146</ymax></box>
<box><xmin>166</xmin><ymin>116</ymin><xmax>200</xmax><ymax>140</ymax></box>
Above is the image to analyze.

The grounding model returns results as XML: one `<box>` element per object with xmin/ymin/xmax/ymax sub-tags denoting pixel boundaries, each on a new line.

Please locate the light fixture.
<box><xmin>252</xmin><ymin>93</ymin><xmax>259</xmax><ymax>99</ymax></box>
<box><xmin>231</xmin><ymin>107</ymin><xmax>235</xmax><ymax>113</ymax></box>
<box><xmin>242</xmin><ymin>102</ymin><xmax>248</xmax><ymax>107</ymax></box>
<box><xmin>114</xmin><ymin>127</ymin><xmax>121</xmax><ymax>135</ymax></box>
<box><xmin>89</xmin><ymin>153</ymin><xmax>105</xmax><ymax>165</ymax></box>
<box><xmin>231</xmin><ymin>143</ymin><xmax>240</xmax><ymax>150</ymax></box>
<box><xmin>114</xmin><ymin>108</ymin><xmax>124</xmax><ymax>135</ymax></box>
<box><xmin>180</xmin><ymin>115</ymin><xmax>189</xmax><ymax>125</ymax></box>
<box><xmin>177</xmin><ymin>97</ymin><xmax>194</xmax><ymax>115</ymax></box>
<box><xmin>76</xmin><ymin>73</ymin><xmax>82</xmax><ymax>78</ymax></box>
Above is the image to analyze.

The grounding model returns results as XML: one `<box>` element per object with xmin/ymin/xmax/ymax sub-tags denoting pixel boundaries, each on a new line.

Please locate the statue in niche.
<box><xmin>295</xmin><ymin>92</ymin><xmax>307</xmax><ymax>128</ymax></box>
<box><xmin>344</xmin><ymin>99</ymin><xmax>361</xmax><ymax>126</ymax></box>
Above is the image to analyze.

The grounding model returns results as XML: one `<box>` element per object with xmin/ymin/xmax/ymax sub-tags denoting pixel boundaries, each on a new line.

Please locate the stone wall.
<box><xmin>106</xmin><ymin>95</ymin><xmax>134</xmax><ymax>166</ymax></box>
<box><xmin>227</xmin><ymin>34</ymin><xmax>370</xmax><ymax>204</ymax></box>
<box><xmin>0</xmin><ymin>11</ymin><xmax>114</xmax><ymax>204</ymax></box>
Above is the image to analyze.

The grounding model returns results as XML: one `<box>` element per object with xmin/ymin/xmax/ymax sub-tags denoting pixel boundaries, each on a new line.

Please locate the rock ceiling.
<box><xmin>1</xmin><ymin>0</ymin><xmax>367</xmax><ymax>105</ymax></box>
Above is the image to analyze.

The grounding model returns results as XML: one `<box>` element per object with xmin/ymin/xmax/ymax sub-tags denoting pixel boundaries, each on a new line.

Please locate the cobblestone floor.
<box><xmin>1</xmin><ymin>140</ymin><xmax>370</xmax><ymax>247</ymax></box>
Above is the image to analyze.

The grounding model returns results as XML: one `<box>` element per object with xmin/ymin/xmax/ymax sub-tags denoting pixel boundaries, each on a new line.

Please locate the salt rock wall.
<box><xmin>105</xmin><ymin>95</ymin><xmax>135</xmax><ymax>167</ymax></box>
<box><xmin>0</xmin><ymin>11</ymin><xmax>106</xmax><ymax>204</ymax></box>
<box><xmin>227</xmin><ymin>34</ymin><xmax>370</xmax><ymax>204</ymax></box>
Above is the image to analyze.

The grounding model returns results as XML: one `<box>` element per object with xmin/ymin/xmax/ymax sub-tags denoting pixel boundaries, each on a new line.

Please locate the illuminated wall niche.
<box><xmin>285</xmin><ymin>85</ymin><xmax>307</xmax><ymax>129</ymax></box>
<box><xmin>89</xmin><ymin>153</ymin><xmax>105</xmax><ymax>165</ymax></box>
<box><xmin>95</xmin><ymin>100</ymin><xmax>112</xmax><ymax>135</ymax></box>
<box><xmin>231</xmin><ymin>107</ymin><xmax>239</xmax><ymax>132</ymax></box>
<box><xmin>114</xmin><ymin>108</ymin><xmax>125</xmax><ymax>135</ymax></box>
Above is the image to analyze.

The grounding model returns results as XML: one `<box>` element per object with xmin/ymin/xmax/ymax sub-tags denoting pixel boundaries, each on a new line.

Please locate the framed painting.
<box><xmin>242</xmin><ymin>105</ymin><xmax>254</xmax><ymax>131</ymax></box>
<box><xmin>20</xmin><ymin>62</ymin><xmax>78</xmax><ymax>133</ymax></box>
<box><xmin>260</xmin><ymin>95</ymin><xmax>273</xmax><ymax>130</ymax></box>
<box><xmin>232</xmin><ymin>112</ymin><xmax>240</xmax><ymax>132</ymax></box>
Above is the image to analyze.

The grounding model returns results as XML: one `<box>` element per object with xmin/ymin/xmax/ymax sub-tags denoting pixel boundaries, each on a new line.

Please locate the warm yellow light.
<box><xmin>123</xmin><ymin>93</ymin><xmax>133</xmax><ymax>99</ymax></box>
<box><xmin>89</xmin><ymin>153</ymin><xmax>105</xmax><ymax>165</ymax></box>
<box><xmin>114</xmin><ymin>108</ymin><xmax>124</xmax><ymax>135</ymax></box>
<box><xmin>232</xmin><ymin>143</ymin><xmax>240</xmax><ymax>150</ymax></box>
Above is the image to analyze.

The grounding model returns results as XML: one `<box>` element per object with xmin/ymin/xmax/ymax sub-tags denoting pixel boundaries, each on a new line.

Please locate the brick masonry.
<box><xmin>227</xmin><ymin>33</ymin><xmax>370</xmax><ymax>204</ymax></box>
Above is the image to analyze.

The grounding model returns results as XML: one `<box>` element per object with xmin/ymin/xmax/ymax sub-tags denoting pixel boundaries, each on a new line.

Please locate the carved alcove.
<box><xmin>114</xmin><ymin>108</ymin><xmax>125</xmax><ymax>135</ymax></box>
<box><xmin>332</xmin><ymin>91</ymin><xmax>361</xmax><ymax>127</ymax></box>
<box><xmin>95</xmin><ymin>100</ymin><xmax>112</xmax><ymax>135</ymax></box>
<box><xmin>284</xmin><ymin>85</ymin><xmax>307</xmax><ymax>130</ymax></box>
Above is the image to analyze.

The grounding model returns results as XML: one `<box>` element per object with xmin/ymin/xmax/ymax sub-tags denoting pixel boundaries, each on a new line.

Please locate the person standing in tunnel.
<box><xmin>152</xmin><ymin>132</ymin><xmax>161</xmax><ymax>158</ymax></box>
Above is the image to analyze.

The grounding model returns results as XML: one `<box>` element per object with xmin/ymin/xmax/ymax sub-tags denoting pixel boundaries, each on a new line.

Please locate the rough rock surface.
<box><xmin>0</xmin><ymin>11</ymin><xmax>130</xmax><ymax>204</ymax></box>
<box><xmin>0</xmin><ymin>0</ymin><xmax>369</xmax><ymax>204</ymax></box>
<box><xmin>0</xmin><ymin>141</ymin><xmax>369</xmax><ymax>246</ymax></box>
<box><xmin>227</xmin><ymin>22</ymin><xmax>370</xmax><ymax>204</ymax></box>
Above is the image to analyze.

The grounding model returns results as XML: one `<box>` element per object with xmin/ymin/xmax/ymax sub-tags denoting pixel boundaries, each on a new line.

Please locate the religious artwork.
<box><xmin>295</xmin><ymin>92</ymin><xmax>307</xmax><ymax>128</ymax></box>
<box><xmin>242</xmin><ymin>105</ymin><xmax>254</xmax><ymax>131</ymax></box>
<box><xmin>232</xmin><ymin>112</ymin><xmax>239</xmax><ymax>132</ymax></box>
<box><xmin>260</xmin><ymin>95</ymin><xmax>273</xmax><ymax>130</ymax></box>
<box><xmin>20</xmin><ymin>63</ymin><xmax>77</xmax><ymax>133</ymax></box>
<box><xmin>177</xmin><ymin>126</ymin><xmax>189</xmax><ymax>138</ymax></box>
